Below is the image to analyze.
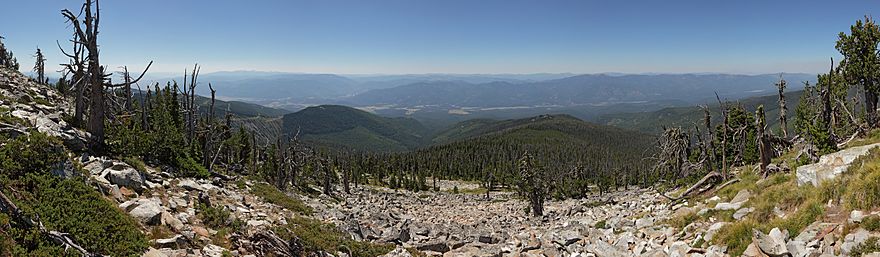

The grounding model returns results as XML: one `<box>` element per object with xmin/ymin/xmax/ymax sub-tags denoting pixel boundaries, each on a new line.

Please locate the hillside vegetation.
<box><xmin>281</xmin><ymin>105</ymin><xmax>432</xmax><ymax>152</ymax></box>
<box><xmin>598</xmin><ymin>90</ymin><xmax>804</xmax><ymax>134</ymax></box>
<box><xmin>338</xmin><ymin>114</ymin><xmax>657</xmax><ymax>199</ymax></box>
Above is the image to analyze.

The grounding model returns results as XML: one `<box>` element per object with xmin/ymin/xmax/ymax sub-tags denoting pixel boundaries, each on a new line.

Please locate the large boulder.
<box><xmin>753</xmin><ymin>228</ymin><xmax>790</xmax><ymax>257</ymax></box>
<box><xmin>104</xmin><ymin>162</ymin><xmax>145</xmax><ymax>192</ymax></box>
<box><xmin>797</xmin><ymin>143</ymin><xmax>880</xmax><ymax>186</ymax></box>
<box><xmin>129</xmin><ymin>198</ymin><xmax>164</xmax><ymax>225</ymax></box>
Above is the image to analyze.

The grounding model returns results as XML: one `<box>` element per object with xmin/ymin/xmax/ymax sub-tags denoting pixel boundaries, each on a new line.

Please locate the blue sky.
<box><xmin>1</xmin><ymin>0</ymin><xmax>878</xmax><ymax>75</ymax></box>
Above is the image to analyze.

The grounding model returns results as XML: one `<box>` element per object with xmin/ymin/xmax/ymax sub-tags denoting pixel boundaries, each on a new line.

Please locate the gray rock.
<box><xmin>202</xmin><ymin>244</ymin><xmax>226</xmax><ymax>257</ymax></box>
<box><xmin>668</xmin><ymin>241</ymin><xmax>690</xmax><ymax>257</ymax></box>
<box><xmin>636</xmin><ymin>217</ymin><xmax>654</xmax><ymax>229</ymax></box>
<box><xmin>178</xmin><ymin>179</ymin><xmax>205</xmax><ymax>192</ymax></box>
<box><xmin>753</xmin><ymin>228</ymin><xmax>790</xmax><ymax>257</ymax></box>
<box><xmin>129</xmin><ymin>198</ymin><xmax>164</xmax><ymax>225</ymax></box>
<box><xmin>154</xmin><ymin>234</ymin><xmax>187</xmax><ymax>249</ymax></box>
<box><xmin>786</xmin><ymin>240</ymin><xmax>807</xmax><ymax>257</ymax></box>
<box><xmin>734</xmin><ymin>207</ymin><xmax>754</xmax><ymax>220</ymax></box>
<box><xmin>704</xmin><ymin>222</ymin><xmax>729</xmax><ymax>242</ymax></box>
<box><xmin>381</xmin><ymin>246</ymin><xmax>414</xmax><ymax>257</ymax></box>
<box><xmin>715</xmin><ymin>201</ymin><xmax>745</xmax><ymax>211</ymax></box>
<box><xmin>104</xmin><ymin>163</ymin><xmax>145</xmax><ymax>192</ymax></box>
<box><xmin>797</xmin><ymin>143</ymin><xmax>880</xmax><ymax>186</ymax></box>
<box><xmin>842</xmin><ymin>228</ymin><xmax>871</xmax><ymax>255</ymax></box>
<box><xmin>416</xmin><ymin>240</ymin><xmax>450</xmax><ymax>253</ymax></box>
<box><xmin>851</xmin><ymin>210</ymin><xmax>866</xmax><ymax>224</ymax></box>
<box><xmin>478</xmin><ymin>234</ymin><xmax>500</xmax><ymax>244</ymax></box>
<box><xmin>162</xmin><ymin>212</ymin><xmax>186</xmax><ymax>232</ymax></box>
<box><xmin>731</xmin><ymin>189</ymin><xmax>752</xmax><ymax>204</ymax></box>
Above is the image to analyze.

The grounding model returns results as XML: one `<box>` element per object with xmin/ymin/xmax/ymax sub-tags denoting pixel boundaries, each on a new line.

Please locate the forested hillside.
<box><xmin>598</xmin><ymin>90</ymin><xmax>804</xmax><ymax>134</ymax></box>
<box><xmin>281</xmin><ymin>105</ymin><xmax>432</xmax><ymax>152</ymax></box>
<box><xmin>334</xmin><ymin>114</ymin><xmax>656</xmax><ymax>198</ymax></box>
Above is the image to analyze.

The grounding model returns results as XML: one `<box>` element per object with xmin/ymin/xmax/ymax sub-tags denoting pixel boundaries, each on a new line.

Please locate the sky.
<box><xmin>1</xmin><ymin>0</ymin><xmax>878</xmax><ymax>75</ymax></box>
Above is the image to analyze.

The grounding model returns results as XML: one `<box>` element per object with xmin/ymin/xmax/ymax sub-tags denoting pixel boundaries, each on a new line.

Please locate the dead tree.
<box><xmin>715</xmin><ymin>93</ymin><xmax>730</xmax><ymax>179</ymax></box>
<box><xmin>57</xmin><ymin>34</ymin><xmax>86</xmax><ymax>127</ymax></box>
<box><xmin>33</xmin><ymin>48</ymin><xmax>46</xmax><ymax>84</ymax></box>
<box><xmin>756</xmin><ymin>105</ymin><xmax>772</xmax><ymax>177</ymax></box>
<box><xmin>776</xmin><ymin>75</ymin><xmax>788</xmax><ymax>138</ymax></box>
<box><xmin>62</xmin><ymin>0</ymin><xmax>151</xmax><ymax>150</ymax></box>
<box><xmin>62</xmin><ymin>0</ymin><xmax>106</xmax><ymax>149</ymax></box>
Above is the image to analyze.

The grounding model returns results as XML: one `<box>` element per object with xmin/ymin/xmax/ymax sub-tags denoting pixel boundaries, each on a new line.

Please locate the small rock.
<box><xmin>851</xmin><ymin>210</ymin><xmax>866</xmax><ymax>223</ymax></box>
<box><xmin>734</xmin><ymin>207</ymin><xmax>754</xmax><ymax>220</ymax></box>
<box><xmin>417</xmin><ymin>240</ymin><xmax>450</xmax><ymax>253</ymax></box>
<box><xmin>202</xmin><ymin>244</ymin><xmax>226</xmax><ymax>257</ymax></box>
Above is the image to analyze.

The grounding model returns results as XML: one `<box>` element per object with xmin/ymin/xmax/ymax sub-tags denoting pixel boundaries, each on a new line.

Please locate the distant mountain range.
<box><xmin>150</xmin><ymin>71</ymin><xmax>817</xmax><ymax>132</ymax></box>
<box><xmin>342</xmin><ymin>73</ymin><xmax>816</xmax><ymax>108</ymax></box>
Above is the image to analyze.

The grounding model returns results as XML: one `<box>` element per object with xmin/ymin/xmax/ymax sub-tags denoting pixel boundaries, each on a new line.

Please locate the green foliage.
<box><xmin>122</xmin><ymin>156</ymin><xmax>146</xmax><ymax>172</ymax></box>
<box><xmin>851</xmin><ymin>236</ymin><xmax>880</xmax><ymax>257</ymax></box>
<box><xmin>274</xmin><ymin>217</ymin><xmax>393</xmax><ymax>257</ymax></box>
<box><xmin>820</xmin><ymin>148</ymin><xmax>880</xmax><ymax>211</ymax></box>
<box><xmin>196</xmin><ymin>204</ymin><xmax>242</xmax><ymax>232</ymax></box>
<box><xmin>339</xmin><ymin>114</ymin><xmax>655</xmax><ymax>198</ymax></box>
<box><xmin>666</xmin><ymin>211</ymin><xmax>699</xmax><ymax>230</ymax></box>
<box><xmin>281</xmin><ymin>105</ymin><xmax>431</xmax><ymax>152</ymax></box>
<box><xmin>0</xmin><ymin>133</ymin><xmax>147</xmax><ymax>256</ymax></box>
<box><xmin>836</xmin><ymin>17</ymin><xmax>880</xmax><ymax>94</ymax></box>
<box><xmin>3</xmin><ymin>174</ymin><xmax>149</xmax><ymax>256</ymax></box>
<box><xmin>0</xmin><ymin>132</ymin><xmax>67</xmax><ymax>180</ymax></box>
<box><xmin>107</xmin><ymin>84</ymin><xmax>210</xmax><ymax>178</ymax></box>
<box><xmin>0</xmin><ymin>36</ymin><xmax>19</xmax><ymax>70</ymax></box>
<box><xmin>713</xmin><ymin>220</ymin><xmax>758</xmax><ymax>256</ymax></box>
<box><xmin>862</xmin><ymin>216</ymin><xmax>880</xmax><ymax>232</ymax></box>
<box><xmin>594</xmin><ymin>219</ymin><xmax>607</xmax><ymax>229</ymax></box>
<box><xmin>250</xmin><ymin>183</ymin><xmax>313</xmax><ymax>215</ymax></box>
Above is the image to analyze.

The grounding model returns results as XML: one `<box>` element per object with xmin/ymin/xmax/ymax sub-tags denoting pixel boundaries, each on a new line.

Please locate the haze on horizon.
<box><xmin>2</xmin><ymin>0</ymin><xmax>878</xmax><ymax>75</ymax></box>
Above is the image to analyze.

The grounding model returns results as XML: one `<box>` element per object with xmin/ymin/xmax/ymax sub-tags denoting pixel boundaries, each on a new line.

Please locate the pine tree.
<box><xmin>836</xmin><ymin>16</ymin><xmax>880</xmax><ymax>127</ymax></box>
<box><xmin>0</xmin><ymin>36</ymin><xmax>19</xmax><ymax>70</ymax></box>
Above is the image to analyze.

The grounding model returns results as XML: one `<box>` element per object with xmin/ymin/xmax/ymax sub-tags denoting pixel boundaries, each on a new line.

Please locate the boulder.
<box><xmin>842</xmin><ymin>228</ymin><xmax>871</xmax><ymax>255</ymax></box>
<box><xmin>129</xmin><ymin>198</ymin><xmax>164</xmax><ymax>225</ymax></box>
<box><xmin>177</xmin><ymin>179</ymin><xmax>205</xmax><ymax>192</ymax></box>
<box><xmin>753</xmin><ymin>228</ymin><xmax>790</xmax><ymax>257</ymax></box>
<box><xmin>731</xmin><ymin>189</ymin><xmax>752</xmax><ymax>204</ymax></box>
<box><xmin>797</xmin><ymin>143</ymin><xmax>880</xmax><ymax>186</ymax></box>
<box><xmin>162</xmin><ymin>212</ymin><xmax>186</xmax><ymax>232</ymax></box>
<box><xmin>104</xmin><ymin>163</ymin><xmax>145</xmax><ymax>192</ymax></box>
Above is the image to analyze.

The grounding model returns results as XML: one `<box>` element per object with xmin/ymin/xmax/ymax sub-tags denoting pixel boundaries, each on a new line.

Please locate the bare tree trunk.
<box><xmin>756</xmin><ymin>105</ymin><xmax>771</xmax><ymax>177</ymax></box>
<box><xmin>776</xmin><ymin>75</ymin><xmax>788</xmax><ymax>138</ymax></box>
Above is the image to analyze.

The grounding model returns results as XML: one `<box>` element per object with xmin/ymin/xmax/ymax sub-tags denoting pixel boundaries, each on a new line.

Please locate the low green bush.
<box><xmin>275</xmin><ymin>216</ymin><xmax>393</xmax><ymax>257</ymax></box>
<box><xmin>0</xmin><ymin>133</ymin><xmax>148</xmax><ymax>256</ymax></box>
<box><xmin>250</xmin><ymin>183</ymin><xmax>313</xmax><ymax>215</ymax></box>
